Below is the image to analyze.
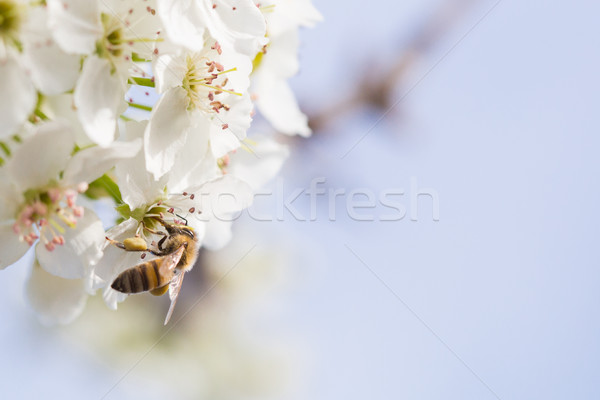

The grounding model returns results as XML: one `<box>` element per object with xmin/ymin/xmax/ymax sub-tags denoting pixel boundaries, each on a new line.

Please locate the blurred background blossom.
<box><xmin>2</xmin><ymin>0</ymin><xmax>600</xmax><ymax>399</ymax></box>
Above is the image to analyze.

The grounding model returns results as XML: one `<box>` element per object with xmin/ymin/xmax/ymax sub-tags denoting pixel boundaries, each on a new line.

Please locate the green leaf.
<box><xmin>115</xmin><ymin>203</ymin><xmax>132</xmax><ymax>219</ymax></box>
<box><xmin>85</xmin><ymin>174</ymin><xmax>123</xmax><ymax>204</ymax></box>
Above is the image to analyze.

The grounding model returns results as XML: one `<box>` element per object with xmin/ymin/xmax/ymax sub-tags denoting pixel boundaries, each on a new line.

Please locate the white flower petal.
<box><xmin>216</xmin><ymin>92</ymin><xmax>253</xmax><ymax>139</ymax></box>
<box><xmin>74</xmin><ymin>56</ymin><xmax>123</xmax><ymax>147</ymax></box>
<box><xmin>93</xmin><ymin>218</ymin><xmax>138</xmax><ymax>284</ymax></box>
<box><xmin>0</xmin><ymin>56</ymin><xmax>36</xmax><ymax>138</ymax></box>
<box><xmin>229</xmin><ymin>136</ymin><xmax>289</xmax><ymax>190</ymax></box>
<box><xmin>168</xmin><ymin>122</ymin><xmax>212</xmax><ymax>192</ymax></box>
<box><xmin>116</xmin><ymin>122</ymin><xmax>168</xmax><ymax>208</ymax></box>
<box><xmin>103</xmin><ymin>287</ymin><xmax>128</xmax><ymax>311</ymax></box>
<box><xmin>36</xmin><ymin>209</ymin><xmax>105</xmax><ymax>279</ymax></box>
<box><xmin>252</xmin><ymin>30</ymin><xmax>310</xmax><ymax>135</ymax></box>
<box><xmin>154</xmin><ymin>54</ymin><xmax>188</xmax><ymax>93</ymax></box>
<box><xmin>100</xmin><ymin>0</ymin><xmax>163</xmax><ymax>59</ymax></box>
<box><xmin>144</xmin><ymin>87</ymin><xmax>191</xmax><ymax>179</ymax></box>
<box><xmin>255</xmin><ymin>78</ymin><xmax>310</xmax><ymax>136</ymax></box>
<box><xmin>43</xmin><ymin>94</ymin><xmax>91</xmax><ymax>146</ymax></box>
<box><xmin>21</xmin><ymin>7</ymin><xmax>80</xmax><ymax>95</ymax></box>
<box><xmin>208</xmin><ymin>0</ymin><xmax>268</xmax><ymax>55</ymax></box>
<box><xmin>62</xmin><ymin>138</ymin><xmax>142</xmax><ymax>185</ymax></box>
<box><xmin>158</xmin><ymin>0</ymin><xmax>267</xmax><ymax>55</ymax></box>
<box><xmin>210</xmin><ymin>123</ymin><xmax>243</xmax><ymax>158</ymax></box>
<box><xmin>219</xmin><ymin>47</ymin><xmax>253</xmax><ymax>90</ymax></box>
<box><xmin>0</xmin><ymin>174</ymin><xmax>21</xmax><ymax>221</ymax></box>
<box><xmin>26</xmin><ymin>262</ymin><xmax>88</xmax><ymax>325</ymax></box>
<box><xmin>193</xmin><ymin>175</ymin><xmax>254</xmax><ymax>217</ymax></box>
<box><xmin>6</xmin><ymin>121</ymin><xmax>75</xmax><ymax>192</ymax></box>
<box><xmin>266</xmin><ymin>0</ymin><xmax>323</xmax><ymax>36</ymax></box>
<box><xmin>157</xmin><ymin>0</ymin><xmax>207</xmax><ymax>52</ymax></box>
<box><xmin>259</xmin><ymin>28</ymin><xmax>299</xmax><ymax>78</ymax></box>
<box><xmin>47</xmin><ymin>0</ymin><xmax>102</xmax><ymax>54</ymax></box>
<box><xmin>93</xmin><ymin>218</ymin><xmax>142</xmax><ymax>310</ymax></box>
<box><xmin>0</xmin><ymin>223</ymin><xmax>31</xmax><ymax>269</ymax></box>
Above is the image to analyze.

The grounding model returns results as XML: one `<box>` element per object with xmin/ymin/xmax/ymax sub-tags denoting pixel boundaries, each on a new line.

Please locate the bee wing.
<box><xmin>164</xmin><ymin>271</ymin><xmax>185</xmax><ymax>325</ymax></box>
<box><xmin>158</xmin><ymin>245</ymin><xmax>185</xmax><ymax>276</ymax></box>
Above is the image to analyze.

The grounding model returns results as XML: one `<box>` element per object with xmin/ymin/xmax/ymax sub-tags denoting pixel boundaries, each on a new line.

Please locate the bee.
<box><xmin>107</xmin><ymin>220</ymin><xmax>199</xmax><ymax>325</ymax></box>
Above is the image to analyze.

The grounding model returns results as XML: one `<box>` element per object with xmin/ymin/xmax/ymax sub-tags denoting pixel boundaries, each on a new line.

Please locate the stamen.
<box><xmin>188</xmin><ymin>82</ymin><xmax>242</xmax><ymax>96</ymax></box>
<box><xmin>211</xmin><ymin>41</ymin><xmax>222</xmax><ymax>55</ymax></box>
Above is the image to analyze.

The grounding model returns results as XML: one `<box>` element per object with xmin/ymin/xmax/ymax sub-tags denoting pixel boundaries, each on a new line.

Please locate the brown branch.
<box><xmin>306</xmin><ymin>0</ymin><xmax>479</xmax><ymax>134</ymax></box>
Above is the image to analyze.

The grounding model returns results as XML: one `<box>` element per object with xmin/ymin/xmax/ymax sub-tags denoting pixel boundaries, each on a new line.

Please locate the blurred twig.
<box><xmin>307</xmin><ymin>0</ymin><xmax>478</xmax><ymax>133</ymax></box>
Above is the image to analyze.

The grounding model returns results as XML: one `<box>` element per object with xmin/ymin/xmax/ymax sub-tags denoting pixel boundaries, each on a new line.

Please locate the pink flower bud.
<box><xmin>48</xmin><ymin>188</ymin><xmax>62</xmax><ymax>203</ymax></box>
<box><xmin>73</xmin><ymin>206</ymin><xmax>84</xmax><ymax>218</ymax></box>
<box><xmin>33</xmin><ymin>202</ymin><xmax>47</xmax><ymax>216</ymax></box>
<box><xmin>76</xmin><ymin>182</ymin><xmax>89</xmax><ymax>193</ymax></box>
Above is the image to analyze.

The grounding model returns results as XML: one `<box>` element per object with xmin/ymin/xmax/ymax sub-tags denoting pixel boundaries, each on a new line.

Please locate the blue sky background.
<box><xmin>1</xmin><ymin>0</ymin><xmax>599</xmax><ymax>399</ymax></box>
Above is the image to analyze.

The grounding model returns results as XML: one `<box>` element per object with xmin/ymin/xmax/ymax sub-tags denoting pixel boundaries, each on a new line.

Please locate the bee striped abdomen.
<box><xmin>111</xmin><ymin>259</ymin><xmax>166</xmax><ymax>294</ymax></box>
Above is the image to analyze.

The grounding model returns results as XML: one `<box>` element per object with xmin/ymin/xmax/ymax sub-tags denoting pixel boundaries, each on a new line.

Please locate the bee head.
<box><xmin>181</xmin><ymin>226</ymin><xmax>194</xmax><ymax>239</ymax></box>
<box><xmin>165</xmin><ymin>223</ymin><xmax>195</xmax><ymax>239</ymax></box>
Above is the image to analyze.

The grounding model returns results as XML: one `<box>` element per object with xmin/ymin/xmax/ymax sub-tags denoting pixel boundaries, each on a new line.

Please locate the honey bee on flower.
<box><xmin>0</xmin><ymin>0</ymin><xmax>320</xmax><ymax>325</ymax></box>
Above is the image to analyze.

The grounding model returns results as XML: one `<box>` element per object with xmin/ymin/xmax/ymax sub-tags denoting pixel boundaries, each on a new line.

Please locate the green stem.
<box><xmin>128</xmin><ymin>102</ymin><xmax>153</xmax><ymax>112</ymax></box>
<box><xmin>131</xmin><ymin>53</ymin><xmax>151</xmax><ymax>63</ymax></box>
<box><xmin>0</xmin><ymin>142</ymin><xmax>10</xmax><ymax>157</ymax></box>
<box><xmin>34</xmin><ymin>108</ymin><xmax>49</xmax><ymax>120</ymax></box>
<box><xmin>129</xmin><ymin>76</ymin><xmax>155</xmax><ymax>88</ymax></box>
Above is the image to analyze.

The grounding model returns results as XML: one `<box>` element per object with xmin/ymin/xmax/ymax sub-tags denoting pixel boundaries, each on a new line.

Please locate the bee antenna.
<box><xmin>175</xmin><ymin>214</ymin><xmax>188</xmax><ymax>226</ymax></box>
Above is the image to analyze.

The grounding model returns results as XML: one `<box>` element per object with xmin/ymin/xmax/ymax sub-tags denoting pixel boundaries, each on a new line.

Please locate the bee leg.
<box><xmin>157</xmin><ymin>235</ymin><xmax>167</xmax><ymax>251</ymax></box>
<box><xmin>106</xmin><ymin>236</ymin><xmax>163</xmax><ymax>257</ymax></box>
<box><xmin>142</xmin><ymin>222</ymin><xmax>167</xmax><ymax>237</ymax></box>
<box><xmin>105</xmin><ymin>237</ymin><xmax>126</xmax><ymax>250</ymax></box>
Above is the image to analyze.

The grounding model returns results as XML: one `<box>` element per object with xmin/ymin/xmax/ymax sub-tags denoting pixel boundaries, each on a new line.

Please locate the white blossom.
<box><xmin>251</xmin><ymin>0</ymin><xmax>322</xmax><ymax>136</ymax></box>
<box><xmin>26</xmin><ymin>261</ymin><xmax>89</xmax><ymax>325</ymax></box>
<box><xmin>0</xmin><ymin>2</ymin><xmax>79</xmax><ymax>138</ymax></box>
<box><xmin>0</xmin><ymin>0</ymin><xmax>321</xmax><ymax>325</ymax></box>
<box><xmin>157</xmin><ymin>0</ymin><xmax>267</xmax><ymax>56</ymax></box>
<box><xmin>47</xmin><ymin>0</ymin><xmax>163</xmax><ymax>146</ymax></box>
<box><xmin>0</xmin><ymin>120</ymin><xmax>141</xmax><ymax>276</ymax></box>
<box><xmin>145</xmin><ymin>38</ymin><xmax>253</xmax><ymax>178</ymax></box>
<box><xmin>95</xmin><ymin>121</ymin><xmax>253</xmax><ymax>309</ymax></box>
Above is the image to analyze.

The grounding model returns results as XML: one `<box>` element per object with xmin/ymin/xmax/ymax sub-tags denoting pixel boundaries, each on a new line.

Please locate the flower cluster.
<box><xmin>0</xmin><ymin>0</ymin><xmax>321</xmax><ymax>324</ymax></box>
